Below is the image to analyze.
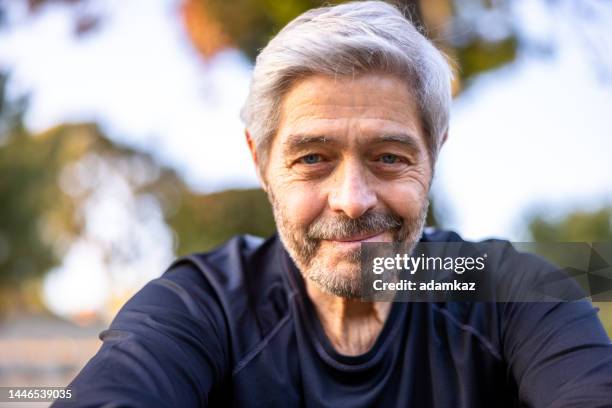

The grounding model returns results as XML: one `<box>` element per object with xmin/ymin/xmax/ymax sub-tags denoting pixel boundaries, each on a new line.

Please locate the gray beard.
<box><xmin>269</xmin><ymin>191</ymin><xmax>429</xmax><ymax>299</ymax></box>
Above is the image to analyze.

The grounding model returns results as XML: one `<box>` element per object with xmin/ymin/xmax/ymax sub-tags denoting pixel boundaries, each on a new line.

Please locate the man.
<box><xmin>53</xmin><ymin>1</ymin><xmax>612</xmax><ymax>407</ymax></box>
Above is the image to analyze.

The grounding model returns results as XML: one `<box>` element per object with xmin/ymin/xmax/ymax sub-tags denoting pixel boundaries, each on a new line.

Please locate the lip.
<box><xmin>329</xmin><ymin>231</ymin><xmax>386</xmax><ymax>244</ymax></box>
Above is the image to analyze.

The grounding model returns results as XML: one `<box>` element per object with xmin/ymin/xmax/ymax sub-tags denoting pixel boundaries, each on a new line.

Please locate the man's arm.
<box><xmin>52</xmin><ymin>263</ymin><xmax>230</xmax><ymax>408</ymax></box>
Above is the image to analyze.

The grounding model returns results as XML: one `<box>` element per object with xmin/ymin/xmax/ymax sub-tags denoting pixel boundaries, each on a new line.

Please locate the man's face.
<box><xmin>261</xmin><ymin>73</ymin><xmax>432</xmax><ymax>298</ymax></box>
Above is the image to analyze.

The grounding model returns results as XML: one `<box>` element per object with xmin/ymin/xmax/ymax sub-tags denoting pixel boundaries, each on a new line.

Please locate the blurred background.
<box><xmin>0</xmin><ymin>0</ymin><xmax>611</xmax><ymax>399</ymax></box>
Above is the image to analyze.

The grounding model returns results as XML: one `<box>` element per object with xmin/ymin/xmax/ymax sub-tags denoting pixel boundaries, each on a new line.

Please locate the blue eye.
<box><xmin>301</xmin><ymin>154</ymin><xmax>322</xmax><ymax>164</ymax></box>
<box><xmin>380</xmin><ymin>154</ymin><xmax>398</xmax><ymax>164</ymax></box>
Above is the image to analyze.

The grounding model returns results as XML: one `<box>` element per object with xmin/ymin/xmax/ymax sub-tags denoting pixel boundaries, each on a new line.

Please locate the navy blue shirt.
<box><xmin>53</xmin><ymin>230</ymin><xmax>612</xmax><ymax>407</ymax></box>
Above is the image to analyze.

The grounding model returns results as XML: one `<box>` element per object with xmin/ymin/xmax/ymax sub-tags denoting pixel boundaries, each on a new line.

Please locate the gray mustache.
<box><xmin>307</xmin><ymin>211</ymin><xmax>403</xmax><ymax>241</ymax></box>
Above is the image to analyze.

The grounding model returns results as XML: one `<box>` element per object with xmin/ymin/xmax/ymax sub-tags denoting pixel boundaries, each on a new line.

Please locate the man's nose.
<box><xmin>328</xmin><ymin>160</ymin><xmax>377</xmax><ymax>219</ymax></box>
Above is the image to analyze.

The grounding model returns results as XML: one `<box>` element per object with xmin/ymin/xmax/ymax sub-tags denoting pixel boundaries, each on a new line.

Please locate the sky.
<box><xmin>0</xmin><ymin>0</ymin><xmax>611</xmax><ymax>317</ymax></box>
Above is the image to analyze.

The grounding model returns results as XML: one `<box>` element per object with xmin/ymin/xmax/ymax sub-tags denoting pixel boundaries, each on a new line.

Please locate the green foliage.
<box><xmin>528</xmin><ymin>207</ymin><xmax>612</xmax><ymax>242</ymax></box>
<box><xmin>204</xmin><ymin>0</ymin><xmax>331</xmax><ymax>60</ymax></box>
<box><xmin>456</xmin><ymin>37</ymin><xmax>518</xmax><ymax>83</ymax></box>
<box><xmin>0</xmin><ymin>73</ymin><xmax>55</xmax><ymax>285</ymax></box>
<box><xmin>196</xmin><ymin>0</ymin><xmax>423</xmax><ymax>60</ymax></box>
<box><xmin>0</xmin><ymin>121</ymin><xmax>147</xmax><ymax>284</ymax></box>
<box><xmin>0</xmin><ymin>73</ymin><xmax>276</xmax><ymax>296</ymax></box>
<box><xmin>0</xmin><ymin>130</ymin><xmax>60</xmax><ymax>285</ymax></box>
<box><xmin>197</xmin><ymin>0</ymin><xmax>516</xmax><ymax>88</ymax></box>
<box><xmin>199</xmin><ymin>0</ymin><xmax>420</xmax><ymax>60</ymax></box>
<box><xmin>0</xmin><ymin>122</ymin><xmax>277</xmax><ymax>288</ymax></box>
<box><xmin>168</xmin><ymin>188</ymin><xmax>275</xmax><ymax>256</ymax></box>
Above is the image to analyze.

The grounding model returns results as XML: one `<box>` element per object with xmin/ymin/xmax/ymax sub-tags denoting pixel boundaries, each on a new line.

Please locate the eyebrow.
<box><xmin>282</xmin><ymin>132</ymin><xmax>422</xmax><ymax>156</ymax></box>
<box><xmin>282</xmin><ymin>135</ymin><xmax>338</xmax><ymax>156</ymax></box>
<box><xmin>375</xmin><ymin>134</ymin><xmax>421</xmax><ymax>152</ymax></box>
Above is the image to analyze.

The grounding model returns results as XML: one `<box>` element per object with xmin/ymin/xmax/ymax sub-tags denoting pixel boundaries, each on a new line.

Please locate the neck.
<box><xmin>305</xmin><ymin>280</ymin><xmax>392</xmax><ymax>356</ymax></box>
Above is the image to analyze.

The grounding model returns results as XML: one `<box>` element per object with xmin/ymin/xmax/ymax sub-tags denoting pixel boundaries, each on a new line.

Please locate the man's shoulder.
<box><xmin>108</xmin><ymin>234</ymin><xmax>288</xmax><ymax>361</ymax></box>
<box><xmin>421</xmin><ymin>226</ymin><xmax>511</xmax><ymax>247</ymax></box>
<box><xmin>421</xmin><ymin>227</ymin><xmax>466</xmax><ymax>243</ymax></box>
<box><xmin>166</xmin><ymin>234</ymin><xmax>283</xmax><ymax>296</ymax></box>
<box><xmin>114</xmin><ymin>233</ymin><xmax>283</xmax><ymax>319</ymax></box>
<box><xmin>126</xmin><ymin>235</ymin><xmax>272</xmax><ymax>312</ymax></box>
<box><xmin>163</xmin><ymin>233</ymin><xmax>290</xmax><ymax>336</ymax></box>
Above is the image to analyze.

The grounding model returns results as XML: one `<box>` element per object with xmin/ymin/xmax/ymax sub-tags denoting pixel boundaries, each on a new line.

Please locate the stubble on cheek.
<box><xmin>267</xmin><ymin>188</ymin><xmax>320</xmax><ymax>269</ymax></box>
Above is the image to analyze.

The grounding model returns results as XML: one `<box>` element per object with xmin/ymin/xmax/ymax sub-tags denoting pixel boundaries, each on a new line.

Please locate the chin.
<box><xmin>305</xmin><ymin>254</ymin><xmax>363</xmax><ymax>298</ymax></box>
<box><xmin>331</xmin><ymin>260</ymin><xmax>361</xmax><ymax>279</ymax></box>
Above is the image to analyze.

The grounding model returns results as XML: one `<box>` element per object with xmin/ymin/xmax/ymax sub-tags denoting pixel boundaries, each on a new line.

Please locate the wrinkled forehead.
<box><xmin>274</xmin><ymin>73</ymin><xmax>426</xmax><ymax>153</ymax></box>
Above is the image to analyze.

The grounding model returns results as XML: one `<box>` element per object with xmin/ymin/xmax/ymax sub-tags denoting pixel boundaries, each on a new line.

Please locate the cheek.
<box><xmin>379</xmin><ymin>179</ymin><xmax>428</xmax><ymax>218</ymax></box>
<box><xmin>273</xmin><ymin>181</ymin><xmax>327</xmax><ymax>228</ymax></box>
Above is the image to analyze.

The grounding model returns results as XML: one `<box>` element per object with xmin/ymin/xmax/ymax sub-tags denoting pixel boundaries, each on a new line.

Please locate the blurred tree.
<box><xmin>181</xmin><ymin>0</ymin><xmax>421</xmax><ymax>60</ymax></box>
<box><xmin>528</xmin><ymin>207</ymin><xmax>612</xmax><ymax>242</ymax></box>
<box><xmin>0</xmin><ymin>72</ymin><xmax>57</xmax><ymax>289</ymax></box>
<box><xmin>0</xmin><ymin>74</ymin><xmax>277</xmax><ymax>313</ymax></box>
<box><xmin>0</xmin><ymin>75</ymin><xmax>48</xmax><ymax>314</ymax></box>
<box><xmin>181</xmin><ymin>0</ymin><xmax>518</xmax><ymax>90</ymax></box>
<box><xmin>168</xmin><ymin>188</ymin><xmax>275</xmax><ymax>255</ymax></box>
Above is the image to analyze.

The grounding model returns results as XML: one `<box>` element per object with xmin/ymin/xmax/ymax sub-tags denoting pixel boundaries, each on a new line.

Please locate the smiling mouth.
<box><xmin>329</xmin><ymin>231</ymin><xmax>386</xmax><ymax>243</ymax></box>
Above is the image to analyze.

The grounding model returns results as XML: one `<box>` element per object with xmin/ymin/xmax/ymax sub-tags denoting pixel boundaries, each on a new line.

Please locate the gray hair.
<box><xmin>240</xmin><ymin>0</ymin><xmax>453</xmax><ymax>172</ymax></box>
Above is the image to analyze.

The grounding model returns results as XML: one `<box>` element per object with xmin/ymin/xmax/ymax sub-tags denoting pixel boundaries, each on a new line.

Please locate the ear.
<box><xmin>245</xmin><ymin>129</ymin><xmax>268</xmax><ymax>192</ymax></box>
<box><xmin>245</xmin><ymin>128</ymin><xmax>258</xmax><ymax>165</ymax></box>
